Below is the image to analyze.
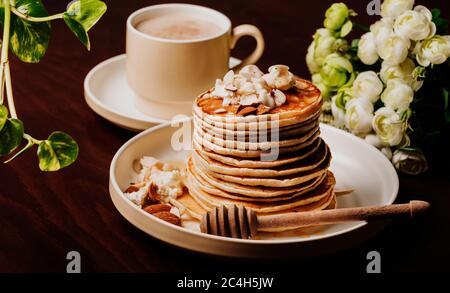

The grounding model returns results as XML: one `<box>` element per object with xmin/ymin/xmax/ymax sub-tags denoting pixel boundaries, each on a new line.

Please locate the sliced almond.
<box><xmin>223</xmin><ymin>70</ymin><xmax>235</xmax><ymax>85</ymax></box>
<box><xmin>256</xmin><ymin>104</ymin><xmax>271</xmax><ymax>115</ymax></box>
<box><xmin>144</xmin><ymin>204</ymin><xmax>172</xmax><ymax>214</ymax></box>
<box><xmin>124</xmin><ymin>185</ymin><xmax>139</xmax><ymax>193</ymax></box>
<box><xmin>153</xmin><ymin>211</ymin><xmax>181</xmax><ymax>226</ymax></box>
<box><xmin>229</xmin><ymin>105</ymin><xmax>241</xmax><ymax>114</ymax></box>
<box><xmin>225</xmin><ymin>85</ymin><xmax>237</xmax><ymax>92</ymax></box>
<box><xmin>147</xmin><ymin>183</ymin><xmax>161</xmax><ymax>204</ymax></box>
<box><xmin>272</xmin><ymin>89</ymin><xmax>286</xmax><ymax>107</ymax></box>
<box><xmin>240</xmin><ymin>94</ymin><xmax>259</xmax><ymax>106</ymax></box>
<box><xmin>214</xmin><ymin>108</ymin><xmax>227</xmax><ymax>114</ymax></box>
<box><xmin>237</xmin><ymin>106</ymin><xmax>257</xmax><ymax>116</ymax></box>
<box><xmin>294</xmin><ymin>79</ymin><xmax>309</xmax><ymax>90</ymax></box>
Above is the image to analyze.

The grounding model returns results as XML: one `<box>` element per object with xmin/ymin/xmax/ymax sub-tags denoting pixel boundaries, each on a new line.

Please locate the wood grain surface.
<box><xmin>0</xmin><ymin>0</ymin><xmax>449</xmax><ymax>273</ymax></box>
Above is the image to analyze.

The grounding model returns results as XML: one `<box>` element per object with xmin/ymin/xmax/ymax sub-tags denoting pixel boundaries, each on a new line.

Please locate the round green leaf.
<box><xmin>8</xmin><ymin>0</ymin><xmax>51</xmax><ymax>63</ymax></box>
<box><xmin>0</xmin><ymin>105</ymin><xmax>8</xmax><ymax>132</ymax></box>
<box><xmin>66</xmin><ymin>0</ymin><xmax>107</xmax><ymax>31</ymax></box>
<box><xmin>63</xmin><ymin>14</ymin><xmax>90</xmax><ymax>50</ymax></box>
<box><xmin>37</xmin><ymin>131</ymin><xmax>79</xmax><ymax>171</ymax></box>
<box><xmin>0</xmin><ymin>118</ymin><xmax>24</xmax><ymax>156</ymax></box>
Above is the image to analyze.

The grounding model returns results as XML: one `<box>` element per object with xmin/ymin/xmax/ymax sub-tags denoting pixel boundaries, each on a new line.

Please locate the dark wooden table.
<box><xmin>1</xmin><ymin>0</ymin><xmax>449</xmax><ymax>273</ymax></box>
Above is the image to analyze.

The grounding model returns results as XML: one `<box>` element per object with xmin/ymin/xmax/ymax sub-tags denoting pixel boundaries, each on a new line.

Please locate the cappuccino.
<box><xmin>136</xmin><ymin>14</ymin><xmax>222</xmax><ymax>40</ymax></box>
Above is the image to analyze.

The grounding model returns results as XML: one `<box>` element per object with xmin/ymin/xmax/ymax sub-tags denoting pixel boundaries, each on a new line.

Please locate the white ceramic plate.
<box><xmin>109</xmin><ymin>121</ymin><xmax>399</xmax><ymax>259</ymax></box>
<box><xmin>84</xmin><ymin>54</ymin><xmax>241</xmax><ymax>131</ymax></box>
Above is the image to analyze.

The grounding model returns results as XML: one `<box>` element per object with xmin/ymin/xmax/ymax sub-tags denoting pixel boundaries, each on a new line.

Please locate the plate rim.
<box><xmin>84</xmin><ymin>54</ymin><xmax>242</xmax><ymax>131</ymax></box>
<box><xmin>109</xmin><ymin>120</ymin><xmax>399</xmax><ymax>245</ymax></box>
<box><xmin>84</xmin><ymin>54</ymin><xmax>169</xmax><ymax>128</ymax></box>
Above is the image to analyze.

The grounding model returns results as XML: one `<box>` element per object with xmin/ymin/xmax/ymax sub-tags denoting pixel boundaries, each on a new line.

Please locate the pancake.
<box><xmin>194</xmin><ymin>123</ymin><xmax>320</xmax><ymax>151</ymax></box>
<box><xmin>193</xmin><ymin>129</ymin><xmax>321</xmax><ymax>158</ymax></box>
<box><xmin>181</xmin><ymin>66</ymin><xmax>337</xmax><ymax>231</ymax></box>
<box><xmin>199</xmin><ymin>150</ymin><xmax>331</xmax><ymax>188</ymax></box>
<box><xmin>193</xmin><ymin>78</ymin><xmax>322</xmax><ymax>125</ymax></box>
<box><xmin>187</xmin><ymin>156</ymin><xmax>327</xmax><ymax>198</ymax></box>
<box><xmin>193</xmin><ymin>111</ymin><xmax>321</xmax><ymax>140</ymax></box>
<box><xmin>187</xmin><ymin>170</ymin><xmax>336</xmax><ymax>214</ymax></box>
<box><xmin>188</xmin><ymin>167</ymin><xmax>327</xmax><ymax>203</ymax></box>
<box><xmin>193</xmin><ymin>139</ymin><xmax>329</xmax><ymax>178</ymax></box>
<box><xmin>197</xmin><ymin>137</ymin><xmax>323</xmax><ymax>169</ymax></box>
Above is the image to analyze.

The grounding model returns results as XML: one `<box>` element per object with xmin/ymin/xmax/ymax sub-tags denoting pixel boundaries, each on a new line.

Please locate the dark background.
<box><xmin>0</xmin><ymin>0</ymin><xmax>449</xmax><ymax>273</ymax></box>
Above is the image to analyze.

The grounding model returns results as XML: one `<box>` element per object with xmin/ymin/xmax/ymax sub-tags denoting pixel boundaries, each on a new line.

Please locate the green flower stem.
<box><xmin>0</xmin><ymin>1</ymin><xmax>18</xmax><ymax>119</ymax></box>
<box><xmin>11</xmin><ymin>7</ymin><xmax>64</xmax><ymax>23</ymax></box>
<box><xmin>4</xmin><ymin>61</ymin><xmax>16</xmax><ymax>118</ymax></box>
<box><xmin>0</xmin><ymin>0</ymin><xmax>11</xmax><ymax>109</ymax></box>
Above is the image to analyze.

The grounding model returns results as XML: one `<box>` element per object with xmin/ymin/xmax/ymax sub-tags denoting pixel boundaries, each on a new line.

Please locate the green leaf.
<box><xmin>63</xmin><ymin>14</ymin><xmax>90</xmax><ymax>50</ymax></box>
<box><xmin>0</xmin><ymin>105</ymin><xmax>8</xmax><ymax>132</ymax></box>
<box><xmin>0</xmin><ymin>118</ymin><xmax>24</xmax><ymax>156</ymax></box>
<box><xmin>37</xmin><ymin>131</ymin><xmax>79</xmax><ymax>171</ymax></box>
<box><xmin>0</xmin><ymin>0</ymin><xmax>51</xmax><ymax>63</ymax></box>
<box><xmin>432</xmin><ymin>8</ymin><xmax>449</xmax><ymax>35</ymax></box>
<box><xmin>340</xmin><ymin>20</ymin><xmax>353</xmax><ymax>37</ymax></box>
<box><xmin>66</xmin><ymin>0</ymin><xmax>107</xmax><ymax>31</ymax></box>
<box><xmin>4</xmin><ymin>135</ymin><xmax>34</xmax><ymax>163</ymax></box>
<box><xmin>63</xmin><ymin>0</ymin><xmax>107</xmax><ymax>50</ymax></box>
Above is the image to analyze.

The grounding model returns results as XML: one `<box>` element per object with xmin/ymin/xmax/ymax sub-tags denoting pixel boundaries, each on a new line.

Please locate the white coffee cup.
<box><xmin>126</xmin><ymin>4</ymin><xmax>264</xmax><ymax>119</ymax></box>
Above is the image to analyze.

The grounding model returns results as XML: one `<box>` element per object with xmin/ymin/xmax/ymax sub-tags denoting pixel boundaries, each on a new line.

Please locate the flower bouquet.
<box><xmin>306</xmin><ymin>0</ymin><xmax>450</xmax><ymax>175</ymax></box>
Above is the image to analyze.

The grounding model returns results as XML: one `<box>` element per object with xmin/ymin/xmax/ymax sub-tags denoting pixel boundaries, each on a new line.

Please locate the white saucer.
<box><xmin>109</xmin><ymin>121</ymin><xmax>399</xmax><ymax>258</ymax></box>
<box><xmin>84</xmin><ymin>54</ymin><xmax>241</xmax><ymax>131</ymax></box>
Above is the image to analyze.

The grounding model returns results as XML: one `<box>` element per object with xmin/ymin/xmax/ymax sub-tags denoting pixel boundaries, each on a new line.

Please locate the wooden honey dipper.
<box><xmin>200</xmin><ymin>201</ymin><xmax>430</xmax><ymax>239</ymax></box>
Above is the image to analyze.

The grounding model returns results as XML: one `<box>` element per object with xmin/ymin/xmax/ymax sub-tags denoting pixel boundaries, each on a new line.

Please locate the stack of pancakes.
<box><xmin>187</xmin><ymin>78</ymin><xmax>336</xmax><ymax>221</ymax></box>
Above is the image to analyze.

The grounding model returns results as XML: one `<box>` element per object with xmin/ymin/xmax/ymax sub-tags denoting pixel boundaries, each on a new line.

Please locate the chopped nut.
<box><xmin>240</xmin><ymin>94</ymin><xmax>259</xmax><ymax>106</ymax></box>
<box><xmin>144</xmin><ymin>204</ymin><xmax>172</xmax><ymax>214</ymax></box>
<box><xmin>153</xmin><ymin>211</ymin><xmax>181</xmax><ymax>226</ymax></box>
<box><xmin>225</xmin><ymin>85</ymin><xmax>237</xmax><ymax>92</ymax></box>
<box><xmin>124</xmin><ymin>185</ymin><xmax>139</xmax><ymax>193</ymax></box>
<box><xmin>257</xmin><ymin>104</ymin><xmax>271</xmax><ymax>115</ymax></box>
<box><xmin>272</xmin><ymin>89</ymin><xmax>286</xmax><ymax>107</ymax></box>
<box><xmin>237</xmin><ymin>106</ymin><xmax>257</xmax><ymax>116</ymax></box>
<box><xmin>229</xmin><ymin>105</ymin><xmax>241</xmax><ymax>114</ymax></box>
<box><xmin>147</xmin><ymin>183</ymin><xmax>161</xmax><ymax>204</ymax></box>
<box><xmin>214</xmin><ymin>108</ymin><xmax>227</xmax><ymax>114</ymax></box>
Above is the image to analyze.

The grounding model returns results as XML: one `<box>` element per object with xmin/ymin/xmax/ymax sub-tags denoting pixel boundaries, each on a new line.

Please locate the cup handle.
<box><xmin>230</xmin><ymin>24</ymin><xmax>265</xmax><ymax>71</ymax></box>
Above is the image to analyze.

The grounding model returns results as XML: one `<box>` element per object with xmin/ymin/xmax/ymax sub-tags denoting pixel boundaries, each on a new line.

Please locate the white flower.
<box><xmin>372</xmin><ymin>107</ymin><xmax>405</xmax><ymax>146</ymax></box>
<box><xmin>380</xmin><ymin>58</ymin><xmax>414</xmax><ymax>83</ymax></box>
<box><xmin>262</xmin><ymin>65</ymin><xmax>296</xmax><ymax>90</ymax></box>
<box><xmin>306</xmin><ymin>41</ymin><xmax>321</xmax><ymax>74</ymax></box>
<box><xmin>381</xmin><ymin>0</ymin><xmax>414</xmax><ymax>19</ymax></box>
<box><xmin>365</xmin><ymin>134</ymin><xmax>385</xmax><ymax>148</ymax></box>
<box><xmin>392</xmin><ymin>149</ymin><xmax>428</xmax><ymax>175</ymax></box>
<box><xmin>380</xmin><ymin>58</ymin><xmax>422</xmax><ymax>91</ymax></box>
<box><xmin>414</xmin><ymin>35</ymin><xmax>450</xmax><ymax>67</ymax></box>
<box><xmin>331</xmin><ymin>95</ymin><xmax>345</xmax><ymax>127</ymax></box>
<box><xmin>381</xmin><ymin>147</ymin><xmax>393</xmax><ymax>160</ymax></box>
<box><xmin>312</xmin><ymin>73</ymin><xmax>332</xmax><ymax>99</ymax></box>
<box><xmin>358</xmin><ymin>32</ymin><xmax>379</xmax><ymax>65</ymax></box>
<box><xmin>320</xmin><ymin>53</ymin><xmax>355</xmax><ymax>90</ymax></box>
<box><xmin>345</xmin><ymin>98</ymin><xmax>374</xmax><ymax>136</ymax></box>
<box><xmin>313</xmin><ymin>28</ymin><xmax>337</xmax><ymax>66</ymax></box>
<box><xmin>371</xmin><ymin>18</ymin><xmax>394</xmax><ymax>46</ymax></box>
<box><xmin>377</xmin><ymin>33</ymin><xmax>411</xmax><ymax>65</ymax></box>
<box><xmin>353</xmin><ymin>71</ymin><xmax>383</xmax><ymax>103</ymax></box>
<box><xmin>394</xmin><ymin>6</ymin><xmax>436</xmax><ymax>41</ymax></box>
<box><xmin>381</xmin><ymin>79</ymin><xmax>413</xmax><ymax>112</ymax></box>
